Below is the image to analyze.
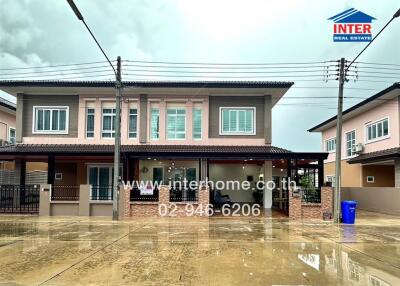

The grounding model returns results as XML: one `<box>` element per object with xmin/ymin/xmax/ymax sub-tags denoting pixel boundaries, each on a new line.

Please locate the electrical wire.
<box><xmin>0</xmin><ymin>60</ymin><xmax>112</xmax><ymax>71</ymax></box>
<box><xmin>124</xmin><ymin>59</ymin><xmax>335</xmax><ymax>66</ymax></box>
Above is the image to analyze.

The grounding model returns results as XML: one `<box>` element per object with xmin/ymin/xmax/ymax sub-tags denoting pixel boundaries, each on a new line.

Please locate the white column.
<box><xmin>263</xmin><ymin>160</ymin><xmax>273</xmax><ymax>209</ymax></box>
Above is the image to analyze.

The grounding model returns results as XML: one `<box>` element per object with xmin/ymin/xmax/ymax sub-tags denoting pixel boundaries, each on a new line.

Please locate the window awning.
<box><xmin>348</xmin><ymin>147</ymin><xmax>400</xmax><ymax>164</ymax></box>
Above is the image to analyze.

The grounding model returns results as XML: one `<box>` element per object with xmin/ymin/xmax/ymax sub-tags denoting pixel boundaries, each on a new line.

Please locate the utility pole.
<box><xmin>66</xmin><ymin>0</ymin><xmax>123</xmax><ymax>220</ymax></box>
<box><xmin>333</xmin><ymin>8</ymin><xmax>400</xmax><ymax>223</ymax></box>
<box><xmin>113</xmin><ymin>57</ymin><xmax>122</xmax><ymax>220</ymax></box>
<box><xmin>334</xmin><ymin>58</ymin><xmax>345</xmax><ymax>223</ymax></box>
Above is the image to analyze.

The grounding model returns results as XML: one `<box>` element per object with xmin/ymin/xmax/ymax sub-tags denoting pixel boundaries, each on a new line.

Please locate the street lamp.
<box><xmin>66</xmin><ymin>0</ymin><xmax>122</xmax><ymax>220</ymax></box>
<box><xmin>334</xmin><ymin>8</ymin><xmax>400</xmax><ymax>223</ymax></box>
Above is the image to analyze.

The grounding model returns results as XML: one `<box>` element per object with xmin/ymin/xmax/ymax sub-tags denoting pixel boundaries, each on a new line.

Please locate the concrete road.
<box><xmin>0</xmin><ymin>210</ymin><xmax>399</xmax><ymax>285</ymax></box>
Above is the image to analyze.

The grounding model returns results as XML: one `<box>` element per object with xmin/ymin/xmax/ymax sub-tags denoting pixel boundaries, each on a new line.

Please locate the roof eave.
<box><xmin>308</xmin><ymin>82</ymin><xmax>400</xmax><ymax>133</ymax></box>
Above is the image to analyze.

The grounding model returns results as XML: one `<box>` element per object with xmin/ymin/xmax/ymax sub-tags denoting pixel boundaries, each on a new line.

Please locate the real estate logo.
<box><xmin>328</xmin><ymin>8</ymin><xmax>376</xmax><ymax>42</ymax></box>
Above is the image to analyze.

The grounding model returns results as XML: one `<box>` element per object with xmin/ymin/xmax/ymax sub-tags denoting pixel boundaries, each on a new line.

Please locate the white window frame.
<box><xmin>345</xmin><ymin>129</ymin><xmax>356</xmax><ymax>158</ymax></box>
<box><xmin>166</xmin><ymin>108</ymin><xmax>186</xmax><ymax>140</ymax></box>
<box><xmin>32</xmin><ymin>106</ymin><xmax>69</xmax><ymax>134</ymax></box>
<box><xmin>128</xmin><ymin>108</ymin><xmax>138</xmax><ymax>139</ymax></box>
<box><xmin>326</xmin><ymin>175</ymin><xmax>336</xmax><ymax>187</ymax></box>
<box><xmin>86</xmin><ymin>108</ymin><xmax>95</xmax><ymax>139</ymax></box>
<box><xmin>219</xmin><ymin>107</ymin><xmax>256</xmax><ymax>135</ymax></box>
<box><xmin>366</xmin><ymin>176</ymin><xmax>375</xmax><ymax>183</ymax></box>
<box><xmin>150</xmin><ymin>108</ymin><xmax>160</xmax><ymax>140</ymax></box>
<box><xmin>193</xmin><ymin>108</ymin><xmax>202</xmax><ymax>140</ymax></box>
<box><xmin>365</xmin><ymin>117</ymin><xmax>390</xmax><ymax>144</ymax></box>
<box><xmin>325</xmin><ymin>137</ymin><xmax>336</xmax><ymax>153</ymax></box>
<box><xmin>101</xmin><ymin>108</ymin><xmax>116</xmax><ymax>139</ymax></box>
<box><xmin>86</xmin><ymin>164</ymin><xmax>122</xmax><ymax>201</ymax></box>
<box><xmin>8</xmin><ymin>127</ymin><xmax>16</xmax><ymax>144</ymax></box>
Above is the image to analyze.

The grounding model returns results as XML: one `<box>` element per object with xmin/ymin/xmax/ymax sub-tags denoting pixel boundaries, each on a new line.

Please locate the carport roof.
<box><xmin>0</xmin><ymin>144</ymin><xmax>328</xmax><ymax>160</ymax></box>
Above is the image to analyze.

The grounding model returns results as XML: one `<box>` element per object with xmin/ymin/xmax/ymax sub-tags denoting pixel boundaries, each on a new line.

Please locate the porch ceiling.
<box><xmin>0</xmin><ymin>144</ymin><xmax>328</xmax><ymax>160</ymax></box>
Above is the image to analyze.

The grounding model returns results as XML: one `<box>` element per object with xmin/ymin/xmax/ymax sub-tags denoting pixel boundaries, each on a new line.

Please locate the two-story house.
<box><xmin>0</xmin><ymin>80</ymin><xmax>328</xmax><ymax>216</ymax></box>
<box><xmin>309</xmin><ymin>82</ymin><xmax>400</xmax><ymax>215</ymax></box>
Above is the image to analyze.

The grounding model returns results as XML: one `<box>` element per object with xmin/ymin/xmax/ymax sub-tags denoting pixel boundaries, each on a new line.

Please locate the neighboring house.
<box><xmin>0</xmin><ymin>80</ymin><xmax>328</xmax><ymax>216</ymax></box>
<box><xmin>0</xmin><ymin>98</ymin><xmax>16</xmax><ymax>146</ymax></box>
<box><xmin>309</xmin><ymin>83</ymin><xmax>400</xmax><ymax>187</ymax></box>
<box><xmin>0</xmin><ymin>98</ymin><xmax>16</xmax><ymax>172</ymax></box>
<box><xmin>309</xmin><ymin>83</ymin><xmax>400</xmax><ymax>215</ymax></box>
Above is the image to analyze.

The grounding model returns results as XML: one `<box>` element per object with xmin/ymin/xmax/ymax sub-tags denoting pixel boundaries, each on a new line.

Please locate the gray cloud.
<box><xmin>0</xmin><ymin>0</ymin><xmax>399</xmax><ymax>151</ymax></box>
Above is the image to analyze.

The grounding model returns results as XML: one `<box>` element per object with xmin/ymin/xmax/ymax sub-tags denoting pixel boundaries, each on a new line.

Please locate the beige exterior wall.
<box><xmin>361</xmin><ymin>165</ymin><xmax>394</xmax><ymax>187</ymax></box>
<box><xmin>21</xmin><ymin>94</ymin><xmax>79</xmax><ymax>138</ymax></box>
<box><xmin>54</xmin><ymin>162</ymin><xmax>78</xmax><ymax>186</ymax></box>
<box><xmin>324</xmin><ymin>160</ymin><xmax>362</xmax><ymax>187</ymax></box>
<box><xmin>322</xmin><ymin>98</ymin><xmax>399</xmax><ymax>163</ymax></box>
<box><xmin>21</xmin><ymin>91</ymin><xmax>272</xmax><ymax>146</ymax></box>
<box><xmin>208</xmin><ymin>96</ymin><xmax>267</xmax><ymax>139</ymax></box>
<box><xmin>26</xmin><ymin>162</ymin><xmax>47</xmax><ymax>172</ymax></box>
<box><xmin>0</xmin><ymin>107</ymin><xmax>16</xmax><ymax>142</ymax></box>
<box><xmin>342</xmin><ymin>187</ymin><xmax>400</xmax><ymax>215</ymax></box>
<box><xmin>0</xmin><ymin>161</ymin><xmax>14</xmax><ymax>170</ymax></box>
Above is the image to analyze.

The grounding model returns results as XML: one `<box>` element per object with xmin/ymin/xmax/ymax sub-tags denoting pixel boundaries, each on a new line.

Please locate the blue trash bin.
<box><xmin>341</xmin><ymin>201</ymin><xmax>357</xmax><ymax>224</ymax></box>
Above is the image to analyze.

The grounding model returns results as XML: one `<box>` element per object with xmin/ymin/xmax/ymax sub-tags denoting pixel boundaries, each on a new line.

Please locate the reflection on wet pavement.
<box><xmin>0</xmin><ymin>211</ymin><xmax>398</xmax><ymax>285</ymax></box>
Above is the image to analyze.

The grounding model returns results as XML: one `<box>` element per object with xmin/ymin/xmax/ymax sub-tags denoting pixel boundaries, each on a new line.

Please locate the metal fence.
<box><xmin>130</xmin><ymin>186</ymin><xmax>159</xmax><ymax>202</ymax></box>
<box><xmin>301</xmin><ymin>187</ymin><xmax>321</xmax><ymax>203</ymax></box>
<box><xmin>90</xmin><ymin>185</ymin><xmax>113</xmax><ymax>201</ymax></box>
<box><xmin>0</xmin><ymin>185</ymin><xmax>40</xmax><ymax>213</ymax></box>
<box><xmin>170</xmin><ymin>187</ymin><xmax>198</xmax><ymax>202</ymax></box>
<box><xmin>51</xmin><ymin>185</ymin><xmax>80</xmax><ymax>201</ymax></box>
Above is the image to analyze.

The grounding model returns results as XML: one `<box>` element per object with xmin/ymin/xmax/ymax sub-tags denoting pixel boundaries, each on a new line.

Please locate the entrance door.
<box><xmin>89</xmin><ymin>166</ymin><xmax>112</xmax><ymax>200</ymax></box>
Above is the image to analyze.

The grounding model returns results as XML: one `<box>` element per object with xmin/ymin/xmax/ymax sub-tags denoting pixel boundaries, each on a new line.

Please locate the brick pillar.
<box><xmin>159</xmin><ymin>185</ymin><xmax>170</xmax><ymax>205</ymax></box>
<box><xmin>198</xmin><ymin>186</ymin><xmax>210</xmax><ymax>217</ymax></box>
<box><xmin>289</xmin><ymin>188</ymin><xmax>301</xmax><ymax>219</ymax></box>
<box><xmin>119</xmin><ymin>185</ymin><xmax>131</xmax><ymax>218</ymax></box>
<box><xmin>321</xmin><ymin>187</ymin><xmax>333</xmax><ymax>220</ymax></box>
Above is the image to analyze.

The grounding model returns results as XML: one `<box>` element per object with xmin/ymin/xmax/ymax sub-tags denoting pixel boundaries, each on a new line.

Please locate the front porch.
<box><xmin>0</xmin><ymin>144</ymin><xmax>330</xmax><ymax>219</ymax></box>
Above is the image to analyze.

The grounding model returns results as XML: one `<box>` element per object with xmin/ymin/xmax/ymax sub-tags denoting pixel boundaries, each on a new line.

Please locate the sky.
<box><xmin>0</xmin><ymin>0</ymin><xmax>399</xmax><ymax>151</ymax></box>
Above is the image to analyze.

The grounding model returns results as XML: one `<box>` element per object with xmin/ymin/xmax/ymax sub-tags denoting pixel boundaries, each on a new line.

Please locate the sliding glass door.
<box><xmin>89</xmin><ymin>166</ymin><xmax>112</xmax><ymax>200</ymax></box>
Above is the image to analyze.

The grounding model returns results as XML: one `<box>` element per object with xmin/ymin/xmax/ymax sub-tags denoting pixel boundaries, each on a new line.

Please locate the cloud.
<box><xmin>0</xmin><ymin>0</ymin><xmax>399</xmax><ymax>150</ymax></box>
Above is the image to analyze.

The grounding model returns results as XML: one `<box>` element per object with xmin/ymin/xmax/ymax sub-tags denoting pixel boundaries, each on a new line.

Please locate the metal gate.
<box><xmin>0</xmin><ymin>185</ymin><xmax>40</xmax><ymax>214</ymax></box>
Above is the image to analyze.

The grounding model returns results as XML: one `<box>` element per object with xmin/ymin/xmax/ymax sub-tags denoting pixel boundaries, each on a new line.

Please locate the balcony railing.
<box><xmin>90</xmin><ymin>185</ymin><xmax>113</xmax><ymax>201</ymax></box>
<box><xmin>170</xmin><ymin>187</ymin><xmax>198</xmax><ymax>202</ymax></box>
<box><xmin>51</xmin><ymin>185</ymin><xmax>80</xmax><ymax>201</ymax></box>
<box><xmin>301</xmin><ymin>187</ymin><xmax>321</xmax><ymax>203</ymax></box>
<box><xmin>130</xmin><ymin>186</ymin><xmax>159</xmax><ymax>202</ymax></box>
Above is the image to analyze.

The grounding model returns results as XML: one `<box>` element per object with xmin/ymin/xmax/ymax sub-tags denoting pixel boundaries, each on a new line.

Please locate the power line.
<box><xmin>0</xmin><ymin>65</ymin><xmax>112</xmax><ymax>76</ymax></box>
<box><xmin>0</xmin><ymin>69</ymin><xmax>115</xmax><ymax>80</ymax></box>
<box><xmin>122</xmin><ymin>69</ymin><xmax>328</xmax><ymax>74</ymax></box>
<box><xmin>123</xmin><ymin>73</ymin><xmax>333</xmax><ymax>79</ymax></box>
<box><xmin>0</xmin><ymin>60</ymin><xmax>112</xmax><ymax>71</ymax></box>
<box><xmin>354</xmin><ymin>61</ymin><xmax>400</xmax><ymax>67</ymax></box>
<box><xmin>124</xmin><ymin>59</ymin><xmax>334</xmax><ymax>66</ymax></box>
<box><xmin>123</xmin><ymin>63</ymin><xmax>334</xmax><ymax>70</ymax></box>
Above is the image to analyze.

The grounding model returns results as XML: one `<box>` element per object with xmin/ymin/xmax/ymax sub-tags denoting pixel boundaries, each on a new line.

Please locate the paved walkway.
<box><xmin>0</xmin><ymin>211</ymin><xmax>399</xmax><ymax>285</ymax></box>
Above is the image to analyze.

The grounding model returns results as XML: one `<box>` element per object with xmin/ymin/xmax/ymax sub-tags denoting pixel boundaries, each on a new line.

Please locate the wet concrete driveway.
<box><xmin>0</xmin><ymin>211</ymin><xmax>399</xmax><ymax>285</ymax></box>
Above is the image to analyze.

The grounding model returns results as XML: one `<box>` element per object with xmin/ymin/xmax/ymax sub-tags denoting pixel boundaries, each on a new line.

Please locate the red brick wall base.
<box><xmin>120</xmin><ymin>185</ymin><xmax>210</xmax><ymax>218</ymax></box>
<box><xmin>289</xmin><ymin>187</ymin><xmax>333</xmax><ymax>220</ymax></box>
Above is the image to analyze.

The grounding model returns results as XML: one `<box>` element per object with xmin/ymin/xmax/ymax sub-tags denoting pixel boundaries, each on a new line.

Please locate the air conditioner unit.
<box><xmin>352</xmin><ymin>143</ymin><xmax>364</xmax><ymax>154</ymax></box>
